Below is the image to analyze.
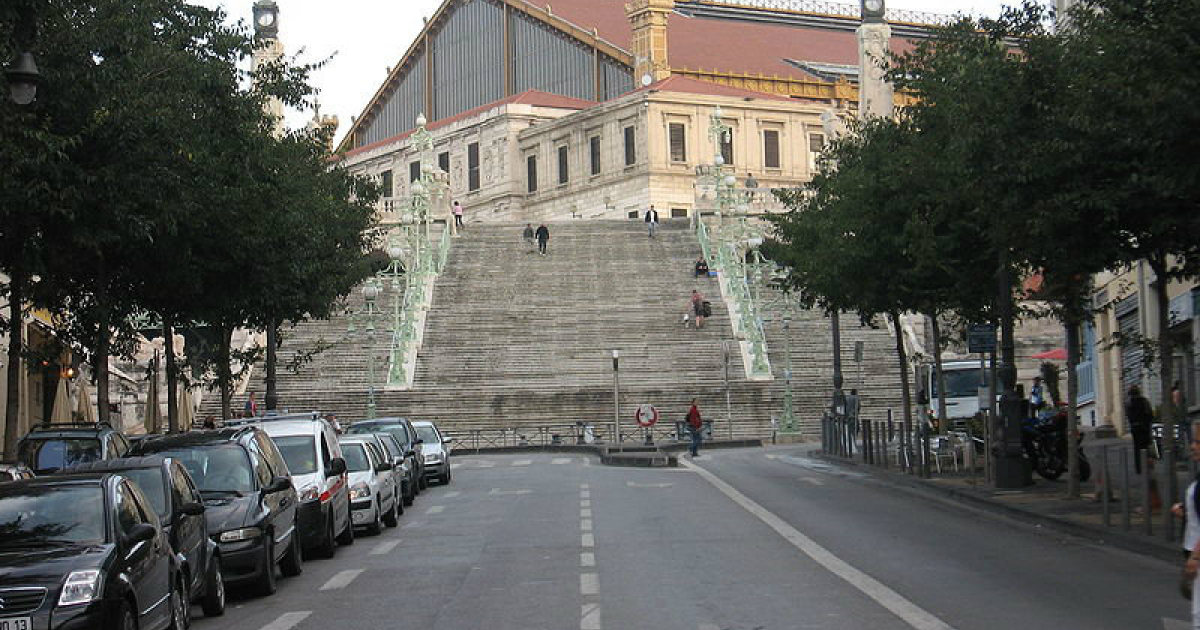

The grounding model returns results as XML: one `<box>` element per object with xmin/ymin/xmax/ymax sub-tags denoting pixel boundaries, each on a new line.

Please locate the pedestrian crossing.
<box><xmin>449</xmin><ymin>456</ymin><xmax>587</xmax><ymax>470</ymax></box>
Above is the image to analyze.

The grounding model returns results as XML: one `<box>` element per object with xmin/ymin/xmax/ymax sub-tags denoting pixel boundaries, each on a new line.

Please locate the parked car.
<box><xmin>346</xmin><ymin>417</ymin><xmax>425</xmax><ymax>492</ymax></box>
<box><xmin>241</xmin><ymin>415</ymin><xmax>354</xmax><ymax>558</ymax></box>
<box><xmin>68</xmin><ymin>455</ymin><xmax>226</xmax><ymax>617</ymax></box>
<box><xmin>412</xmin><ymin>421</ymin><xmax>452</xmax><ymax>485</ymax></box>
<box><xmin>0</xmin><ymin>461</ymin><xmax>34</xmax><ymax>482</ymax></box>
<box><xmin>132</xmin><ymin>427</ymin><xmax>302</xmax><ymax>596</ymax></box>
<box><xmin>372</xmin><ymin>433</ymin><xmax>413</xmax><ymax>509</ymax></box>
<box><xmin>0</xmin><ymin>472</ymin><xmax>185</xmax><ymax>630</ymax></box>
<box><xmin>337</xmin><ymin>436</ymin><xmax>399</xmax><ymax>535</ymax></box>
<box><xmin>16</xmin><ymin>422</ymin><xmax>131</xmax><ymax>474</ymax></box>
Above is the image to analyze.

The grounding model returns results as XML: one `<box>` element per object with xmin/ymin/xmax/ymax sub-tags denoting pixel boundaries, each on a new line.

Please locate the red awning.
<box><xmin>1032</xmin><ymin>348</ymin><xmax>1067</xmax><ymax>360</ymax></box>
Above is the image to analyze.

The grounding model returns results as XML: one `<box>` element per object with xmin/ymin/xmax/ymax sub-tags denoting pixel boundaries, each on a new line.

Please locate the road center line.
<box><xmin>580</xmin><ymin>572</ymin><xmax>599</xmax><ymax>595</ymax></box>
<box><xmin>680</xmin><ymin>458</ymin><xmax>956</xmax><ymax>630</ymax></box>
<box><xmin>580</xmin><ymin>552</ymin><xmax>595</xmax><ymax>567</ymax></box>
<box><xmin>580</xmin><ymin>490</ymin><xmax>590</xmax><ymax>499</ymax></box>
<box><xmin>581</xmin><ymin>519</ymin><xmax>593</xmax><ymax>531</ymax></box>
<box><xmin>258</xmin><ymin>611</ymin><xmax>312</xmax><ymax>630</ymax></box>
<box><xmin>581</xmin><ymin>603</ymin><xmax>602</xmax><ymax>630</ymax></box>
<box><xmin>581</xmin><ymin>499</ymin><xmax>591</xmax><ymax>508</ymax></box>
<box><xmin>581</xmin><ymin>508</ymin><xmax>592</xmax><ymax>518</ymax></box>
<box><xmin>444</xmin><ymin>491</ymin><xmax>461</xmax><ymax>498</ymax></box>
<box><xmin>427</xmin><ymin>505</ymin><xmax>445</xmax><ymax>514</ymax></box>
<box><xmin>371</xmin><ymin>540</ymin><xmax>401</xmax><ymax>556</ymax></box>
<box><xmin>580</xmin><ymin>483</ymin><xmax>590</xmax><ymax>489</ymax></box>
<box><xmin>319</xmin><ymin>569</ymin><xmax>364</xmax><ymax>591</ymax></box>
<box><xmin>581</xmin><ymin>533</ymin><xmax>594</xmax><ymax>547</ymax></box>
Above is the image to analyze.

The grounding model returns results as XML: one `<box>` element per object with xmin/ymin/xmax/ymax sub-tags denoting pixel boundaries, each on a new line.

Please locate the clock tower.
<box><xmin>857</xmin><ymin>0</ymin><xmax>894</xmax><ymax>120</ymax></box>
<box><xmin>252</xmin><ymin>0</ymin><xmax>285</xmax><ymax>131</ymax></box>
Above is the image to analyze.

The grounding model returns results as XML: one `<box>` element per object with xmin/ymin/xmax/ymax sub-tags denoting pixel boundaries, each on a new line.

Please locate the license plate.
<box><xmin>351</xmin><ymin>511</ymin><xmax>366</xmax><ymax>523</ymax></box>
<box><xmin>0</xmin><ymin>618</ymin><xmax>32</xmax><ymax>630</ymax></box>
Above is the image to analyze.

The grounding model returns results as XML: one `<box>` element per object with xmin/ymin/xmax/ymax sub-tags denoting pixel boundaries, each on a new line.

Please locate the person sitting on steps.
<box><xmin>694</xmin><ymin>257</ymin><xmax>709</xmax><ymax>277</ymax></box>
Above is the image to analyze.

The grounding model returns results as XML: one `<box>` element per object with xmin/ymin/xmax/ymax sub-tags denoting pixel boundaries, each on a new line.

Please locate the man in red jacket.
<box><xmin>686</xmin><ymin>399</ymin><xmax>703</xmax><ymax>457</ymax></box>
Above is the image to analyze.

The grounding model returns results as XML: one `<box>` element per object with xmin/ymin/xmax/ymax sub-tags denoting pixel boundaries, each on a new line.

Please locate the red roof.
<box><xmin>340</xmin><ymin>90</ymin><xmax>596</xmax><ymax>160</ymax></box>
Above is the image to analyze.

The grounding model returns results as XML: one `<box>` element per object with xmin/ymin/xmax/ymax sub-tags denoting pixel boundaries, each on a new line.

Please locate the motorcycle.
<box><xmin>1022</xmin><ymin>407</ymin><xmax>1091</xmax><ymax>482</ymax></box>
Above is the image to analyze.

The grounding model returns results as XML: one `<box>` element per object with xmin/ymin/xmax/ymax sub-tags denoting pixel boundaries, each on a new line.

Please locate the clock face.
<box><xmin>865</xmin><ymin>0</ymin><xmax>883</xmax><ymax>12</ymax></box>
<box><xmin>257</xmin><ymin>12</ymin><xmax>275</xmax><ymax>27</ymax></box>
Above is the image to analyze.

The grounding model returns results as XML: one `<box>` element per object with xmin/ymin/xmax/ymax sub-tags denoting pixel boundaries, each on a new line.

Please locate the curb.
<box><xmin>813</xmin><ymin>452</ymin><xmax>1180</xmax><ymax>564</ymax></box>
<box><xmin>449</xmin><ymin>439</ymin><xmax>763</xmax><ymax>467</ymax></box>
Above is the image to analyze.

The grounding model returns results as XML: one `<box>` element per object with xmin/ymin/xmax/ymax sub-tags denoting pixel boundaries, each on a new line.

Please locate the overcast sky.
<box><xmin>192</xmin><ymin>0</ymin><xmax>1018</xmax><ymax>146</ymax></box>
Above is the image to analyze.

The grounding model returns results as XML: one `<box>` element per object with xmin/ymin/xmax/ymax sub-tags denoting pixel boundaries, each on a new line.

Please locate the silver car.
<box><xmin>412</xmin><ymin>421</ymin><xmax>451</xmax><ymax>485</ymax></box>
<box><xmin>337</xmin><ymin>437</ymin><xmax>399</xmax><ymax>535</ymax></box>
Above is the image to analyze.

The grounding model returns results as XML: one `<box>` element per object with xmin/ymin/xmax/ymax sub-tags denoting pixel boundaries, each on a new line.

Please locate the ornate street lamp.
<box><xmin>348</xmin><ymin>278</ymin><xmax>384</xmax><ymax>419</ymax></box>
<box><xmin>5</xmin><ymin>51</ymin><xmax>41</xmax><ymax>106</ymax></box>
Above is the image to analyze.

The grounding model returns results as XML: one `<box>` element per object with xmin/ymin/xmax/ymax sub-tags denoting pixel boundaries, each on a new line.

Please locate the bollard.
<box><xmin>866</xmin><ymin>421</ymin><xmax>874</xmax><ymax>465</ymax></box>
<box><xmin>878</xmin><ymin>422</ymin><xmax>887</xmax><ymax>469</ymax></box>
<box><xmin>1164</xmin><ymin>459</ymin><xmax>1176</xmax><ymax>543</ymax></box>
<box><xmin>922</xmin><ymin>432</ymin><xmax>932</xmax><ymax>478</ymax></box>
<box><xmin>1100</xmin><ymin>445</ymin><xmax>1110</xmax><ymax>528</ymax></box>
<box><xmin>1142</xmin><ymin>449</ymin><xmax>1152</xmax><ymax>536</ymax></box>
<box><xmin>968</xmin><ymin>426</ymin><xmax>976</xmax><ymax>486</ymax></box>
<box><xmin>1121</xmin><ymin>447</ymin><xmax>1131</xmax><ymax>532</ymax></box>
<box><xmin>888</xmin><ymin>409</ymin><xmax>894</xmax><ymax>442</ymax></box>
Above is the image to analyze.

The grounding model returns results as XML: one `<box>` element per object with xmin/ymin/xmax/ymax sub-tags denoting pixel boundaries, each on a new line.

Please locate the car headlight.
<box><xmin>58</xmin><ymin>569</ymin><xmax>102</xmax><ymax>606</ymax></box>
<box><xmin>219</xmin><ymin>527</ymin><xmax>263</xmax><ymax>543</ymax></box>
<box><xmin>349</xmin><ymin>482</ymin><xmax>371</xmax><ymax>500</ymax></box>
<box><xmin>298</xmin><ymin>484</ymin><xmax>319</xmax><ymax>502</ymax></box>
<box><xmin>424</xmin><ymin>452</ymin><xmax>443</xmax><ymax>464</ymax></box>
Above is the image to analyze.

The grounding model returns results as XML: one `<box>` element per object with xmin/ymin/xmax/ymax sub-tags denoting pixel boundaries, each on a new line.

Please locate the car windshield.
<box><xmin>272</xmin><ymin>435</ymin><xmax>317</xmax><ymax>475</ymax></box>
<box><xmin>349</xmin><ymin>423</ymin><xmax>409</xmax><ymax>446</ymax></box>
<box><xmin>931</xmin><ymin>369</ymin><xmax>986</xmax><ymax>399</ymax></box>
<box><xmin>120</xmin><ymin>468</ymin><xmax>168</xmax><ymax>519</ymax></box>
<box><xmin>18</xmin><ymin>438</ymin><xmax>102</xmax><ymax>473</ymax></box>
<box><xmin>152</xmin><ymin>445</ymin><xmax>256</xmax><ymax>494</ymax></box>
<box><xmin>0</xmin><ymin>486</ymin><xmax>106</xmax><ymax>547</ymax></box>
<box><xmin>342</xmin><ymin>444</ymin><xmax>370</xmax><ymax>472</ymax></box>
<box><xmin>415</xmin><ymin>426</ymin><xmax>440</xmax><ymax>444</ymax></box>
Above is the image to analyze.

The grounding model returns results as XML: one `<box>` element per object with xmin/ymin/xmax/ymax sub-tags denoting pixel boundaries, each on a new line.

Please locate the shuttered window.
<box><xmin>669</xmin><ymin>123</ymin><xmax>686</xmax><ymax>163</ymax></box>
<box><xmin>380</xmin><ymin>170</ymin><xmax>393</xmax><ymax>197</ymax></box>
<box><xmin>720</xmin><ymin>130</ymin><xmax>733</xmax><ymax>166</ymax></box>
<box><xmin>468</xmin><ymin>143</ymin><xmax>480</xmax><ymax>191</ymax></box>
<box><xmin>526</xmin><ymin>155</ymin><xmax>538</xmax><ymax>193</ymax></box>
<box><xmin>589</xmin><ymin>136</ymin><xmax>601</xmax><ymax>175</ymax></box>
<box><xmin>763</xmin><ymin>130</ymin><xmax>781</xmax><ymax>169</ymax></box>
<box><xmin>558</xmin><ymin>145</ymin><xmax>569</xmax><ymax>185</ymax></box>
<box><xmin>409</xmin><ymin>161</ymin><xmax>421</xmax><ymax>183</ymax></box>
<box><xmin>438</xmin><ymin>151</ymin><xmax>450</xmax><ymax>175</ymax></box>
<box><xmin>624</xmin><ymin>126</ymin><xmax>636</xmax><ymax>166</ymax></box>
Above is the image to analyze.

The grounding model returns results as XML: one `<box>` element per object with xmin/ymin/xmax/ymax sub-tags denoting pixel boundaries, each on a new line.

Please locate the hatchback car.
<box><xmin>244</xmin><ymin>416</ymin><xmax>353</xmax><ymax>558</ymax></box>
<box><xmin>346</xmin><ymin>418</ymin><xmax>425</xmax><ymax>492</ymax></box>
<box><xmin>69</xmin><ymin>456</ymin><xmax>226</xmax><ymax>617</ymax></box>
<box><xmin>337</xmin><ymin>436</ymin><xmax>399</xmax><ymax>535</ymax></box>
<box><xmin>0</xmin><ymin>473</ymin><xmax>185</xmax><ymax>630</ymax></box>
<box><xmin>16</xmin><ymin>422</ymin><xmax>131</xmax><ymax>474</ymax></box>
<box><xmin>412</xmin><ymin>421</ymin><xmax>452</xmax><ymax>485</ymax></box>
<box><xmin>133</xmin><ymin>427</ymin><xmax>302</xmax><ymax>597</ymax></box>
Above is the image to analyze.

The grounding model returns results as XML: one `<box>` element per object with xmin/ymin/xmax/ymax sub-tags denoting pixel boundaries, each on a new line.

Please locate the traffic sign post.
<box><xmin>635</xmin><ymin>404</ymin><xmax>659</xmax><ymax>446</ymax></box>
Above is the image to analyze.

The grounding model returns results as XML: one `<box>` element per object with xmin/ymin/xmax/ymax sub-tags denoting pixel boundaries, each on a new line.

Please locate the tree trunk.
<box><xmin>891</xmin><ymin>311</ymin><xmax>912</xmax><ymax>440</ymax></box>
<box><xmin>930</xmin><ymin>312</ymin><xmax>949</xmax><ymax>434</ymax></box>
<box><xmin>1065</xmin><ymin>312</ymin><xmax>1081</xmax><ymax>499</ymax></box>
<box><xmin>163</xmin><ymin>316</ymin><xmax>178</xmax><ymax>433</ymax></box>
<box><xmin>4</xmin><ymin>264</ymin><xmax>25</xmax><ymax>460</ymax></box>
<box><xmin>1149</xmin><ymin>256</ymin><xmax>1176</xmax><ymax>517</ymax></box>
<box><xmin>218</xmin><ymin>324</ymin><xmax>233</xmax><ymax>422</ymax></box>
<box><xmin>265</xmin><ymin>319</ymin><xmax>278</xmax><ymax>411</ymax></box>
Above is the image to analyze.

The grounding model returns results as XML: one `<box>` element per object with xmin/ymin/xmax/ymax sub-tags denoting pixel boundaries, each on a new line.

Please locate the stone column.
<box><xmin>857</xmin><ymin>20</ymin><xmax>894</xmax><ymax>120</ymax></box>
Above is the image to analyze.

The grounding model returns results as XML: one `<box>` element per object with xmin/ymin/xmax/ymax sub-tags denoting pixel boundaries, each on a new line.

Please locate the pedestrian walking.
<box><xmin>1170</xmin><ymin>422</ymin><xmax>1200</xmax><ymax>620</ymax></box>
<box><xmin>452</xmin><ymin>201</ymin><xmax>465</xmax><ymax>231</ymax></box>
<box><xmin>688</xmin><ymin>289</ymin><xmax>707</xmax><ymax>329</ymax></box>
<box><xmin>1127</xmin><ymin>384</ymin><xmax>1154</xmax><ymax>474</ymax></box>
<box><xmin>244</xmin><ymin>391</ymin><xmax>258</xmax><ymax>418</ymax></box>
<box><xmin>522</xmin><ymin>223</ymin><xmax>535</xmax><ymax>252</ymax></box>
<box><xmin>645</xmin><ymin>205</ymin><xmax>659</xmax><ymax>238</ymax></box>
<box><xmin>686</xmin><ymin>398</ymin><xmax>703</xmax><ymax>457</ymax></box>
<box><xmin>1030</xmin><ymin>376</ymin><xmax>1046</xmax><ymax>412</ymax></box>
<box><xmin>535</xmin><ymin>223</ymin><xmax>550</xmax><ymax>256</ymax></box>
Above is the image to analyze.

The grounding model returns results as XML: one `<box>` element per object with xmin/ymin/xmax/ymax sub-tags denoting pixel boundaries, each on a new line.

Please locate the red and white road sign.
<box><xmin>634</xmin><ymin>404</ymin><xmax>659</xmax><ymax>427</ymax></box>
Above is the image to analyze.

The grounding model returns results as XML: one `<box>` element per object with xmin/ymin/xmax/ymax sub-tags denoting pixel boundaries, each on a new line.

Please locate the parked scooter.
<box><xmin>1022</xmin><ymin>406</ymin><xmax>1091</xmax><ymax>482</ymax></box>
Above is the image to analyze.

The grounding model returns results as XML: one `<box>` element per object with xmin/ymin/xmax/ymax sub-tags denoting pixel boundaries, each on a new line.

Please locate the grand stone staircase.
<box><xmin>214</xmin><ymin>220</ymin><xmax>903</xmax><ymax>440</ymax></box>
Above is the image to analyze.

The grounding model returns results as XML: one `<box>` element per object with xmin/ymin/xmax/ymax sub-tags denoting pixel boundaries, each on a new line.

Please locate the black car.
<box><xmin>16</xmin><ymin>423</ymin><xmax>131</xmax><ymax>475</ymax></box>
<box><xmin>0</xmin><ymin>473</ymin><xmax>185</xmax><ymax>630</ymax></box>
<box><xmin>69</xmin><ymin>456</ymin><xmax>225</xmax><ymax>617</ymax></box>
<box><xmin>132</xmin><ymin>427</ymin><xmax>302</xmax><ymax>597</ymax></box>
<box><xmin>346</xmin><ymin>418</ymin><xmax>425</xmax><ymax>494</ymax></box>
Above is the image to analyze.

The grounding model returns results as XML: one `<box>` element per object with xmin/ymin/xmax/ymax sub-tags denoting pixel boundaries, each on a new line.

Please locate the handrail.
<box><xmin>697</xmin><ymin>216</ymin><xmax>772</xmax><ymax>379</ymax></box>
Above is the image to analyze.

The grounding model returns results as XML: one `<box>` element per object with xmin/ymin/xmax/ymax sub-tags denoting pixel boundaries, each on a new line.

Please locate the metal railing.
<box><xmin>697</xmin><ymin>217</ymin><xmax>771</xmax><ymax>378</ymax></box>
<box><xmin>693</xmin><ymin>0</ymin><xmax>953</xmax><ymax>24</ymax></box>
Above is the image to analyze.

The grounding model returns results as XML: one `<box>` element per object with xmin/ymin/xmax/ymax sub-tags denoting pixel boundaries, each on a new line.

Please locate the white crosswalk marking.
<box><xmin>581</xmin><ymin>533</ymin><xmax>594</xmax><ymax>547</ymax></box>
<box><xmin>1162</xmin><ymin>618</ymin><xmax>1189</xmax><ymax>630</ymax></box>
<box><xmin>444</xmin><ymin>491</ymin><xmax>461</xmax><ymax>498</ymax></box>
<box><xmin>319</xmin><ymin>569</ymin><xmax>363</xmax><ymax>591</ymax></box>
<box><xmin>581</xmin><ymin>519</ymin><xmax>592</xmax><ymax>531</ymax></box>
<box><xmin>581</xmin><ymin>603</ymin><xmax>602</xmax><ymax>630</ymax></box>
<box><xmin>581</xmin><ymin>499</ymin><xmax>591</xmax><ymax>508</ymax></box>
<box><xmin>553</xmin><ymin>458</ymin><xmax>573</xmax><ymax>464</ymax></box>
<box><xmin>580</xmin><ymin>573</ymin><xmax>599</xmax><ymax>595</ymax></box>
<box><xmin>371</xmin><ymin>540</ymin><xmax>401</xmax><ymax>556</ymax></box>
<box><xmin>580</xmin><ymin>508</ymin><xmax>592</xmax><ymax>518</ymax></box>
<box><xmin>512</xmin><ymin>459</ymin><xmax>532</xmax><ymax>466</ymax></box>
<box><xmin>580</xmin><ymin>552</ymin><xmax>595</xmax><ymax>567</ymax></box>
<box><xmin>259</xmin><ymin>612</ymin><xmax>312</xmax><ymax>630</ymax></box>
<box><xmin>426</xmin><ymin>505</ymin><xmax>445</xmax><ymax>514</ymax></box>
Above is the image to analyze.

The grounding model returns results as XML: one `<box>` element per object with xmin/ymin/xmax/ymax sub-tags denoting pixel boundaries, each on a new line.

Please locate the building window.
<box><xmin>720</xmin><ymin>130</ymin><xmax>733</xmax><ymax>166</ymax></box>
<box><xmin>526</xmin><ymin>154</ymin><xmax>538</xmax><ymax>193</ymax></box>
<box><xmin>468</xmin><ymin>143</ymin><xmax>480</xmax><ymax>192</ymax></box>
<box><xmin>589</xmin><ymin>136</ymin><xmax>601</xmax><ymax>176</ymax></box>
<box><xmin>380</xmin><ymin>170</ymin><xmax>393</xmax><ymax>197</ymax></box>
<box><xmin>669</xmin><ymin>123</ymin><xmax>686</xmax><ymax>163</ymax></box>
<box><xmin>624</xmin><ymin>125</ymin><xmax>636</xmax><ymax>166</ymax></box>
<box><xmin>438</xmin><ymin>151</ymin><xmax>450</xmax><ymax>175</ymax></box>
<box><xmin>557</xmin><ymin>145</ymin><xmax>569</xmax><ymax>185</ymax></box>
<box><xmin>764</xmin><ymin>130</ymin><xmax>781</xmax><ymax>169</ymax></box>
<box><xmin>808</xmin><ymin>133</ymin><xmax>825</xmax><ymax>170</ymax></box>
<box><xmin>409</xmin><ymin>161</ymin><xmax>420</xmax><ymax>183</ymax></box>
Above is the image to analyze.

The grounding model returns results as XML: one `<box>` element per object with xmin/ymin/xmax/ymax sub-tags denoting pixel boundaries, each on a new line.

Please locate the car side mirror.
<box><xmin>327</xmin><ymin>458</ymin><xmax>347</xmax><ymax>477</ymax></box>
<box><xmin>127</xmin><ymin>523</ymin><xmax>156</xmax><ymax>545</ymax></box>
<box><xmin>375</xmin><ymin>462</ymin><xmax>393</xmax><ymax>472</ymax></box>
<box><xmin>180</xmin><ymin>502</ymin><xmax>205</xmax><ymax>517</ymax></box>
<box><xmin>263</xmin><ymin>476</ymin><xmax>292</xmax><ymax>494</ymax></box>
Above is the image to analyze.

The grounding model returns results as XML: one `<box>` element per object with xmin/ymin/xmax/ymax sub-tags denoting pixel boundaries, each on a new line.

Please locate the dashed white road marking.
<box><xmin>626</xmin><ymin>481</ymin><xmax>673</xmax><ymax>488</ymax></box>
<box><xmin>449</xmin><ymin>463</ymin><xmax>461</xmax><ymax>470</ymax></box>
<box><xmin>426</xmin><ymin>505</ymin><xmax>445</xmax><ymax>514</ymax></box>
<box><xmin>581</xmin><ymin>603</ymin><xmax>602</xmax><ymax>630</ymax></box>
<box><xmin>765</xmin><ymin>454</ymin><xmax>779</xmax><ymax>460</ymax></box>
<box><xmin>319</xmin><ymin>569</ymin><xmax>364</xmax><ymax>591</ymax></box>
<box><xmin>580</xmin><ymin>483</ymin><xmax>590</xmax><ymax>489</ymax></box>
<box><xmin>580</xmin><ymin>552</ymin><xmax>595</xmax><ymax>567</ymax></box>
<box><xmin>259</xmin><ymin>611</ymin><xmax>312</xmax><ymax>630</ymax></box>
<box><xmin>680</xmin><ymin>458</ymin><xmax>955</xmax><ymax>630</ymax></box>
<box><xmin>580</xmin><ymin>573</ymin><xmax>599</xmax><ymax>595</ymax></box>
<box><xmin>488</xmin><ymin>488</ymin><xmax>532</xmax><ymax>496</ymax></box>
<box><xmin>444</xmin><ymin>491</ymin><xmax>461</xmax><ymax>498</ymax></box>
<box><xmin>800</xmin><ymin>477</ymin><xmax>826</xmax><ymax>486</ymax></box>
<box><xmin>371</xmin><ymin>540</ymin><xmax>401</xmax><ymax>556</ymax></box>
<box><xmin>581</xmin><ymin>519</ymin><xmax>593</xmax><ymax>531</ymax></box>
<box><xmin>581</xmin><ymin>499</ymin><xmax>591</xmax><ymax>508</ymax></box>
<box><xmin>553</xmin><ymin>458</ymin><xmax>573</xmax><ymax>464</ymax></box>
<box><xmin>581</xmin><ymin>508</ymin><xmax>592</xmax><ymax>518</ymax></box>
<box><xmin>580</xmin><ymin>490</ymin><xmax>591</xmax><ymax>499</ymax></box>
<box><xmin>699</xmin><ymin>624</ymin><xmax>721</xmax><ymax>630</ymax></box>
<box><xmin>581</xmin><ymin>533</ymin><xmax>594</xmax><ymax>547</ymax></box>
<box><xmin>1164</xmin><ymin>618</ymin><xmax>1190</xmax><ymax>630</ymax></box>
<box><xmin>402</xmin><ymin>520</ymin><xmax>422</xmax><ymax>528</ymax></box>
<box><xmin>512</xmin><ymin>459</ymin><xmax>532</xmax><ymax>467</ymax></box>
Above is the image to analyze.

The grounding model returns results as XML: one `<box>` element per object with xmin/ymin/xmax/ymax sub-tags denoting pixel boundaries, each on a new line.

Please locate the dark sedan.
<box><xmin>0</xmin><ymin>473</ymin><xmax>184</xmax><ymax>630</ymax></box>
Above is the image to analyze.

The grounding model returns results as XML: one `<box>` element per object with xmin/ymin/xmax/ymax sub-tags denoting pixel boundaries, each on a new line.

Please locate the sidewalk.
<box><xmin>815</xmin><ymin>434</ymin><xmax>1188</xmax><ymax>564</ymax></box>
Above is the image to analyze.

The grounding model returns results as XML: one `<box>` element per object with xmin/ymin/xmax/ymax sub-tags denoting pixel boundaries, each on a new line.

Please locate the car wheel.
<box><xmin>439</xmin><ymin>469</ymin><xmax>451</xmax><ymax>485</ymax></box>
<box><xmin>403</xmin><ymin>479</ymin><xmax>415</xmax><ymax>506</ymax></box>
<box><xmin>254</xmin><ymin>539</ymin><xmax>277</xmax><ymax>597</ymax></box>
<box><xmin>419</xmin><ymin>475</ymin><xmax>428</xmax><ymax>490</ymax></box>
<box><xmin>280</xmin><ymin>530</ymin><xmax>303</xmax><ymax>577</ymax></box>
<box><xmin>336</xmin><ymin>505</ymin><xmax>355</xmax><ymax>546</ymax></box>
<box><xmin>396</xmin><ymin>489</ymin><xmax>405</xmax><ymax>515</ymax></box>
<box><xmin>315</xmin><ymin>510</ymin><xmax>337</xmax><ymax>559</ymax></box>
<box><xmin>383</xmin><ymin>495</ymin><xmax>399</xmax><ymax>527</ymax></box>
<box><xmin>170</xmin><ymin>576</ymin><xmax>190</xmax><ymax>630</ymax></box>
<box><xmin>201</xmin><ymin>557</ymin><xmax>226</xmax><ymax>617</ymax></box>
<box><xmin>366</xmin><ymin>501</ymin><xmax>383</xmax><ymax>536</ymax></box>
<box><xmin>110</xmin><ymin>599</ymin><xmax>136</xmax><ymax>630</ymax></box>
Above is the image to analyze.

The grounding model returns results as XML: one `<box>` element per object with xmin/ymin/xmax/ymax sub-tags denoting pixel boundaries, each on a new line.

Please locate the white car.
<box><xmin>337</xmin><ymin>436</ymin><xmax>399</xmax><ymax>535</ymax></box>
<box><xmin>412</xmin><ymin>421</ymin><xmax>451</xmax><ymax>485</ymax></box>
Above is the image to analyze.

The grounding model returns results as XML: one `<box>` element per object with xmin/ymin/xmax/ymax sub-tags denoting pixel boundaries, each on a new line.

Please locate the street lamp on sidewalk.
<box><xmin>348</xmin><ymin>279</ymin><xmax>384</xmax><ymax>419</ymax></box>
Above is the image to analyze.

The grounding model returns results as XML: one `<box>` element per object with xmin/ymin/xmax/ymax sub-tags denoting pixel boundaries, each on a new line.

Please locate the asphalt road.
<box><xmin>191</xmin><ymin>447</ymin><xmax>1185</xmax><ymax>630</ymax></box>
